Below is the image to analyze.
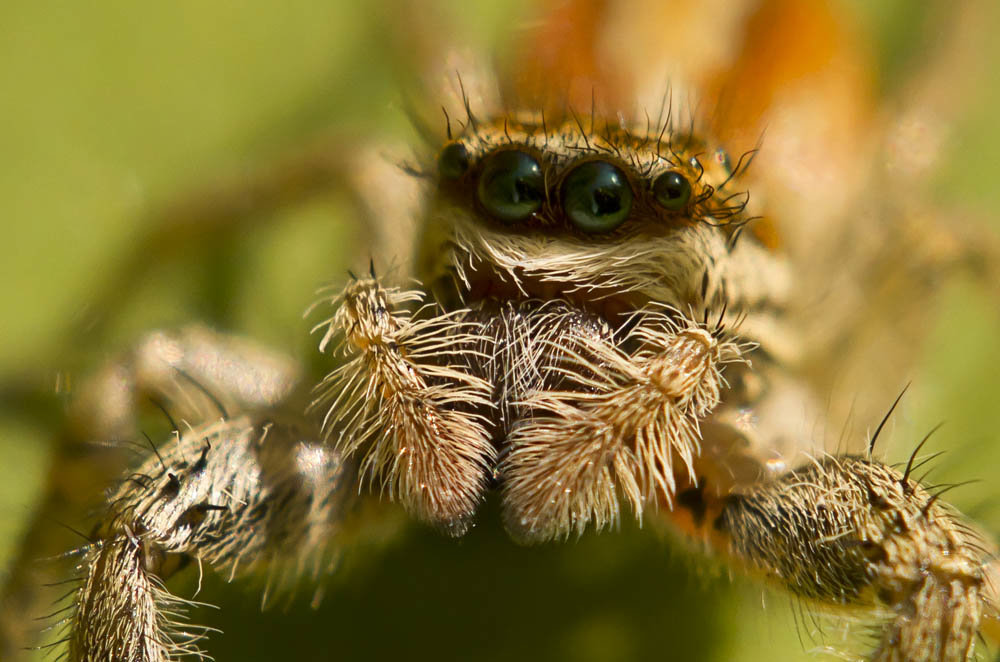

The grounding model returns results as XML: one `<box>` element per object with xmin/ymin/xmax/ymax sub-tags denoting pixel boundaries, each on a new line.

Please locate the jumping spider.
<box><xmin>2</xmin><ymin>1</ymin><xmax>1000</xmax><ymax>661</ymax></box>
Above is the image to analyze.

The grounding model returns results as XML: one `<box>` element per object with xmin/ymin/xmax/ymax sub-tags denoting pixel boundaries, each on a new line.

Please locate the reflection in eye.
<box><xmin>561</xmin><ymin>161</ymin><xmax>632</xmax><ymax>233</ymax></box>
<box><xmin>476</xmin><ymin>150</ymin><xmax>544</xmax><ymax>222</ymax></box>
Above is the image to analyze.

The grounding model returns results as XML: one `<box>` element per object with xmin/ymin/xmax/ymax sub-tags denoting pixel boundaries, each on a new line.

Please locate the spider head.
<box><xmin>417</xmin><ymin>115</ymin><xmax>757</xmax><ymax>327</ymax></box>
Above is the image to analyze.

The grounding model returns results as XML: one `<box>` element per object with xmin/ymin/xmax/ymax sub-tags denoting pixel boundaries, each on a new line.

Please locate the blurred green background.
<box><xmin>1</xmin><ymin>1</ymin><xmax>999</xmax><ymax>660</ymax></box>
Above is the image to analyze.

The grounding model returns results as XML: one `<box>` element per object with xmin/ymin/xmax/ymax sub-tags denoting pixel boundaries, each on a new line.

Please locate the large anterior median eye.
<box><xmin>476</xmin><ymin>150</ymin><xmax>544</xmax><ymax>222</ymax></box>
<box><xmin>561</xmin><ymin>161</ymin><xmax>632</xmax><ymax>232</ymax></box>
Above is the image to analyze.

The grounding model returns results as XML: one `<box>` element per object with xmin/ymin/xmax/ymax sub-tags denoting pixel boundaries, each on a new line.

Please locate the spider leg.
<box><xmin>68</xmin><ymin>411</ymin><xmax>351</xmax><ymax>662</ymax></box>
<box><xmin>715</xmin><ymin>453</ymin><xmax>997</xmax><ymax>661</ymax></box>
<box><xmin>0</xmin><ymin>326</ymin><xmax>301</xmax><ymax>660</ymax></box>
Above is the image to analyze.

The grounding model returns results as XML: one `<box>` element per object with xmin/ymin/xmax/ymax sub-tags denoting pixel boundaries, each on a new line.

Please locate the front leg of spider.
<box><xmin>312</xmin><ymin>274</ymin><xmax>495</xmax><ymax>535</ymax></box>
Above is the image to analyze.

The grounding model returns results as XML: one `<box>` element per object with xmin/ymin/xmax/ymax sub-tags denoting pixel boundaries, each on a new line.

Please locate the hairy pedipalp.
<box><xmin>312</xmin><ymin>277</ymin><xmax>495</xmax><ymax>534</ymax></box>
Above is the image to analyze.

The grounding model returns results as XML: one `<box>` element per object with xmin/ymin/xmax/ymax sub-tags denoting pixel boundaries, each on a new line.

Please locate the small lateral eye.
<box><xmin>652</xmin><ymin>171</ymin><xmax>692</xmax><ymax>211</ymax></box>
<box><xmin>561</xmin><ymin>161</ymin><xmax>633</xmax><ymax>233</ymax></box>
<box><xmin>476</xmin><ymin>150</ymin><xmax>544</xmax><ymax>223</ymax></box>
<box><xmin>438</xmin><ymin>142</ymin><xmax>470</xmax><ymax>180</ymax></box>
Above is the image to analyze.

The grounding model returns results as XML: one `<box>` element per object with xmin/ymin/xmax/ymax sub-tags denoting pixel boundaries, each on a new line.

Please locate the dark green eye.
<box><xmin>476</xmin><ymin>150</ymin><xmax>544</xmax><ymax>222</ymax></box>
<box><xmin>438</xmin><ymin>142</ymin><xmax>470</xmax><ymax>180</ymax></box>
<box><xmin>561</xmin><ymin>161</ymin><xmax>632</xmax><ymax>233</ymax></box>
<box><xmin>652</xmin><ymin>171</ymin><xmax>691</xmax><ymax>210</ymax></box>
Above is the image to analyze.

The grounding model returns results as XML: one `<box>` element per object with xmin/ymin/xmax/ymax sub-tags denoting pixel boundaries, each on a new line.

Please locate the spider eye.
<box><xmin>438</xmin><ymin>142</ymin><xmax>470</xmax><ymax>180</ymax></box>
<box><xmin>561</xmin><ymin>161</ymin><xmax>633</xmax><ymax>233</ymax></box>
<box><xmin>476</xmin><ymin>150</ymin><xmax>544</xmax><ymax>222</ymax></box>
<box><xmin>652</xmin><ymin>171</ymin><xmax>691</xmax><ymax>211</ymax></box>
